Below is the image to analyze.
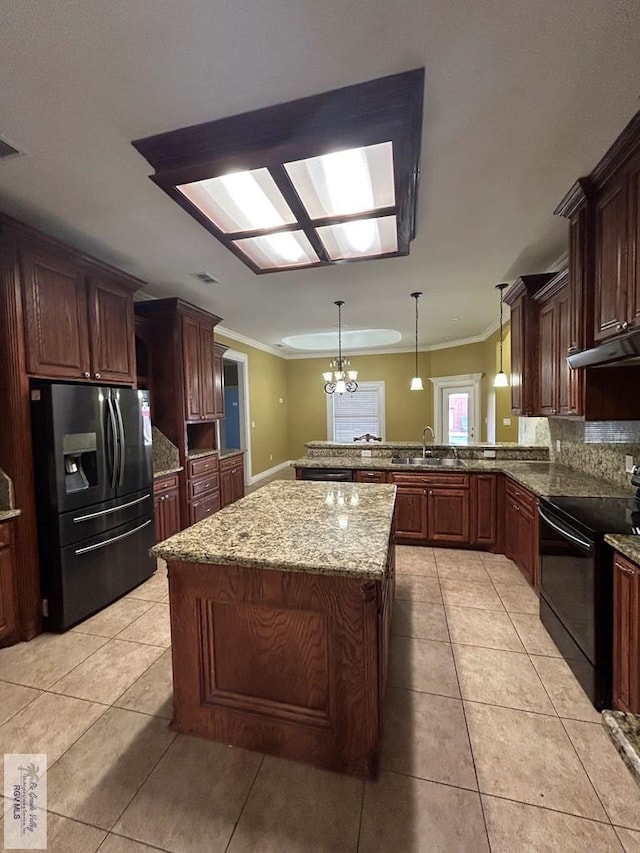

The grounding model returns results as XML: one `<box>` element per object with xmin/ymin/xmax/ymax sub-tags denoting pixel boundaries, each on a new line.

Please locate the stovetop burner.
<box><xmin>542</xmin><ymin>494</ymin><xmax>640</xmax><ymax>536</ymax></box>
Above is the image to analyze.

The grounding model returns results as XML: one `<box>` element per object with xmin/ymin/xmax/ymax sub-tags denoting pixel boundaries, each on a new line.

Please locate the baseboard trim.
<box><xmin>249</xmin><ymin>460</ymin><xmax>292</xmax><ymax>486</ymax></box>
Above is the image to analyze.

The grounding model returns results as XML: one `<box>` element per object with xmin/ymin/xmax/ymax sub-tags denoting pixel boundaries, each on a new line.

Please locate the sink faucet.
<box><xmin>422</xmin><ymin>426</ymin><xmax>435</xmax><ymax>458</ymax></box>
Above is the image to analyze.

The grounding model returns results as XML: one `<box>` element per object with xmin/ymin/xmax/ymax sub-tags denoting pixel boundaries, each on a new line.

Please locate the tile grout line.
<box><xmin>224</xmin><ymin>754</ymin><xmax>266</xmax><ymax>852</ymax></box>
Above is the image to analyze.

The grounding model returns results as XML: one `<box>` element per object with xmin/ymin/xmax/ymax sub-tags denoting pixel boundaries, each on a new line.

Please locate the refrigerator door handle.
<box><xmin>114</xmin><ymin>395</ymin><xmax>126</xmax><ymax>489</ymax></box>
<box><xmin>106</xmin><ymin>397</ymin><xmax>119</xmax><ymax>491</ymax></box>
<box><xmin>74</xmin><ymin>519</ymin><xmax>152</xmax><ymax>556</ymax></box>
<box><xmin>72</xmin><ymin>493</ymin><xmax>152</xmax><ymax>523</ymax></box>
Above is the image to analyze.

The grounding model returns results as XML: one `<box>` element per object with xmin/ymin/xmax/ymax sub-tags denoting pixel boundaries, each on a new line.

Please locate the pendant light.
<box><xmin>409</xmin><ymin>291</ymin><xmax>424</xmax><ymax>391</ymax></box>
<box><xmin>493</xmin><ymin>282</ymin><xmax>510</xmax><ymax>388</ymax></box>
<box><xmin>323</xmin><ymin>301</ymin><xmax>358</xmax><ymax>394</ymax></box>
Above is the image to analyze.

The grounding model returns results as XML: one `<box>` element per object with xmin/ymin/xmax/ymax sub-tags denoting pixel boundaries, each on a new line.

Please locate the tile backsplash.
<box><xmin>548</xmin><ymin>419</ymin><xmax>640</xmax><ymax>489</ymax></box>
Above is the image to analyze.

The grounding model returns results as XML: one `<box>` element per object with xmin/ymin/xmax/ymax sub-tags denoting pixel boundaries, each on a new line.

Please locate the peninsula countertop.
<box><xmin>152</xmin><ymin>480</ymin><xmax>397</xmax><ymax>580</ymax></box>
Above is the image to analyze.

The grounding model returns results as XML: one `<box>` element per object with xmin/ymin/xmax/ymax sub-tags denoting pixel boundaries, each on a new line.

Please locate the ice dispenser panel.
<box><xmin>62</xmin><ymin>432</ymin><xmax>97</xmax><ymax>493</ymax></box>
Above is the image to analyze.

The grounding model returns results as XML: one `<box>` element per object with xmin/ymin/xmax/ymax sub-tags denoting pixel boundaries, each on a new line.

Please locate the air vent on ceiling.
<box><xmin>0</xmin><ymin>136</ymin><xmax>23</xmax><ymax>160</ymax></box>
<box><xmin>190</xmin><ymin>271</ymin><xmax>219</xmax><ymax>285</ymax></box>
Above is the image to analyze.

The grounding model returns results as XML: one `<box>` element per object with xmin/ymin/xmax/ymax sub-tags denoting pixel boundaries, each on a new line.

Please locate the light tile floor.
<box><xmin>1</xmin><ymin>547</ymin><xmax>639</xmax><ymax>851</ymax></box>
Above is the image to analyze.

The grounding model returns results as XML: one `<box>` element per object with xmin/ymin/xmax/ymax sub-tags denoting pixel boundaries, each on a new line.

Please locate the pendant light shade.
<box><xmin>493</xmin><ymin>282</ymin><xmax>510</xmax><ymax>388</ymax></box>
<box><xmin>410</xmin><ymin>291</ymin><xmax>423</xmax><ymax>391</ymax></box>
<box><xmin>323</xmin><ymin>301</ymin><xmax>358</xmax><ymax>395</ymax></box>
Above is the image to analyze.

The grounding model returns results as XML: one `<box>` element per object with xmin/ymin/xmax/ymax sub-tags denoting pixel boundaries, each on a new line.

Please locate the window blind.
<box><xmin>329</xmin><ymin>383</ymin><xmax>384</xmax><ymax>442</ymax></box>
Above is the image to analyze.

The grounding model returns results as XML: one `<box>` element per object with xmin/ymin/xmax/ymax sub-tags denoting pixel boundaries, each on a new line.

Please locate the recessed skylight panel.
<box><xmin>317</xmin><ymin>215</ymin><xmax>398</xmax><ymax>260</ymax></box>
<box><xmin>233</xmin><ymin>230</ymin><xmax>319</xmax><ymax>270</ymax></box>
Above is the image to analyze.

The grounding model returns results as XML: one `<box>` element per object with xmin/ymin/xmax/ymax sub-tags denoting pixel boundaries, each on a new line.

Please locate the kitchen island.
<box><xmin>152</xmin><ymin>480</ymin><xmax>396</xmax><ymax>778</ymax></box>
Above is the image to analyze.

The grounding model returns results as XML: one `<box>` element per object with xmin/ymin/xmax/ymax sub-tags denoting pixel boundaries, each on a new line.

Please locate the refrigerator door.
<box><xmin>111</xmin><ymin>388</ymin><xmax>154</xmax><ymax>497</ymax></box>
<box><xmin>31</xmin><ymin>383</ymin><xmax>116</xmax><ymax>514</ymax></box>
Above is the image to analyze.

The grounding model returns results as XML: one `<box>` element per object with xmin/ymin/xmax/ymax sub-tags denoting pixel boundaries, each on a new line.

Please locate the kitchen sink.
<box><xmin>390</xmin><ymin>456</ymin><xmax>467</xmax><ymax>468</ymax></box>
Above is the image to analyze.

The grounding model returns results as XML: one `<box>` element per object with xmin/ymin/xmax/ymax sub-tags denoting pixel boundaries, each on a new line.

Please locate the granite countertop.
<box><xmin>154</xmin><ymin>466</ymin><xmax>184</xmax><ymax>478</ymax></box>
<box><xmin>187</xmin><ymin>449</ymin><xmax>219</xmax><ymax>460</ymax></box>
<box><xmin>218</xmin><ymin>449</ymin><xmax>245</xmax><ymax>460</ymax></box>
<box><xmin>305</xmin><ymin>441</ymin><xmax>543</xmax><ymax>450</ymax></box>
<box><xmin>0</xmin><ymin>509</ymin><xmax>21</xmax><ymax>522</ymax></box>
<box><xmin>152</xmin><ymin>480</ymin><xmax>396</xmax><ymax>580</ymax></box>
<box><xmin>602</xmin><ymin>711</ymin><xmax>640</xmax><ymax>788</ymax></box>
<box><xmin>604</xmin><ymin>534</ymin><xmax>640</xmax><ymax>565</ymax></box>
<box><xmin>292</xmin><ymin>457</ymin><xmax>633</xmax><ymax>500</ymax></box>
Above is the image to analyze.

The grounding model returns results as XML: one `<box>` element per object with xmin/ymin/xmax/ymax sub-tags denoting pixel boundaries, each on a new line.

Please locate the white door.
<box><xmin>441</xmin><ymin>385</ymin><xmax>475</xmax><ymax>445</ymax></box>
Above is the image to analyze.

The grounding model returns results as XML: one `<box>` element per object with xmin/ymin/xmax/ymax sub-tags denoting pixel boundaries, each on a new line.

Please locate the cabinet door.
<box><xmin>21</xmin><ymin>247</ymin><xmax>91</xmax><ymax>379</ymax></box>
<box><xmin>628</xmin><ymin>154</ymin><xmax>640</xmax><ymax>331</ymax></box>
<box><xmin>538</xmin><ymin>300</ymin><xmax>557</xmax><ymax>415</ymax></box>
<box><xmin>427</xmin><ymin>488</ymin><xmax>470</xmax><ymax>543</ymax></box>
<box><xmin>613</xmin><ymin>555</ymin><xmax>640</xmax><ymax>714</ymax></box>
<box><xmin>231</xmin><ymin>463</ymin><xmax>245</xmax><ymax>503</ymax></box>
<box><xmin>189</xmin><ymin>491</ymin><xmax>221</xmax><ymax>524</ymax></box>
<box><xmin>557</xmin><ymin>286</ymin><xmax>573</xmax><ymax>415</ymax></box>
<box><xmin>182</xmin><ymin>316</ymin><xmax>202</xmax><ymax>420</ymax></box>
<box><xmin>471</xmin><ymin>475</ymin><xmax>497</xmax><ymax>546</ymax></box>
<box><xmin>594</xmin><ymin>180</ymin><xmax>628</xmax><ymax>341</ymax></box>
<box><xmin>200</xmin><ymin>325</ymin><xmax>216</xmax><ymax>420</ymax></box>
<box><xmin>220</xmin><ymin>468</ymin><xmax>233</xmax><ymax>508</ymax></box>
<box><xmin>213</xmin><ymin>351</ymin><xmax>225</xmax><ymax>417</ymax></box>
<box><xmin>393</xmin><ymin>487</ymin><xmax>428</xmax><ymax>541</ymax></box>
<box><xmin>517</xmin><ymin>508</ymin><xmax>537</xmax><ymax>587</ymax></box>
<box><xmin>153</xmin><ymin>493</ymin><xmax>165</xmax><ymax>542</ymax></box>
<box><xmin>354</xmin><ymin>470</ymin><xmax>387</xmax><ymax>484</ymax></box>
<box><xmin>163</xmin><ymin>490</ymin><xmax>181</xmax><ymax>539</ymax></box>
<box><xmin>509</xmin><ymin>300</ymin><xmax>525</xmax><ymax>414</ymax></box>
<box><xmin>0</xmin><ymin>545</ymin><xmax>17</xmax><ymax>642</ymax></box>
<box><xmin>86</xmin><ymin>275</ymin><xmax>136</xmax><ymax>384</ymax></box>
<box><xmin>504</xmin><ymin>501</ymin><xmax>518</xmax><ymax>563</ymax></box>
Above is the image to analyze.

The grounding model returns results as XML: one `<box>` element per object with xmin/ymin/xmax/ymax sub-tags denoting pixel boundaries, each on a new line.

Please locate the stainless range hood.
<box><xmin>567</xmin><ymin>329</ymin><xmax>640</xmax><ymax>369</ymax></box>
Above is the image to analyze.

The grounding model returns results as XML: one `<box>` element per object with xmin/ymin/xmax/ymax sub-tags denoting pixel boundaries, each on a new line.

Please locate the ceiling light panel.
<box><xmin>177</xmin><ymin>168</ymin><xmax>296</xmax><ymax>233</ymax></box>
<box><xmin>233</xmin><ymin>230</ymin><xmax>319</xmax><ymax>270</ymax></box>
<box><xmin>317</xmin><ymin>215</ymin><xmax>398</xmax><ymax>260</ymax></box>
<box><xmin>284</xmin><ymin>142</ymin><xmax>395</xmax><ymax>220</ymax></box>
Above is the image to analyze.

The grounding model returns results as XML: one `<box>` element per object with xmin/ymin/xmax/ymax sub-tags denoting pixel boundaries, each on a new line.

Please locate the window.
<box><xmin>327</xmin><ymin>382</ymin><xmax>385</xmax><ymax>442</ymax></box>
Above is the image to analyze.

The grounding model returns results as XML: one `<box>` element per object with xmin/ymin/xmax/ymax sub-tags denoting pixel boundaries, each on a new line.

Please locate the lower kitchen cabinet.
<box><xmin>504</xmin><ymin>478</ymin><xmax>539</xmax><ymax>587</ymax></box>
<box><xmin>471</xmin><ymin>474</ymin><xmax>498</xmax><ymax>546</ymax></box>
<box><xmin>0</xmin><ymin>521</ymin><xmax>18</xmax><ymax>644</ymax></box>
<box><xmin>186</xmin><ymin>454</ymin><xmax>220</xmax><ymax>527</ymax></box>
<box><xmin>393</xmin><ymin>486</ymin><xmax>429</xmax><ymax>541</ymax></box>
<box><xmin>389</xmin><ymin>471</ymin><xmax>470</xmax><ymax>544</ymax></box>
<box><xmin>612</xmin><ymin>552</ymin><xmax>640</xmax><ymax>714</ymax></box>
<box><xmin>220</xmin><ymin>453</ymin><xmax>245</xmax><ymax>508</ymax></box>
<box><xmin>427</xmin><ymin>488</ymin><xmax>470</xmax><ymax>543</ymax></box>
<box><xmin>353</xmin><ymin>470</ymin><xmax>387</xmax><ymax>484</ymax></box>
<box><xmin>153</xmin><ymin>473</ymin><xmax>181</xmax><ymax>542</ymax></box>
<box><xmin>190</xmin><ymin>491</ymin><xmax>221</xmax><ymax>524</ymax></box>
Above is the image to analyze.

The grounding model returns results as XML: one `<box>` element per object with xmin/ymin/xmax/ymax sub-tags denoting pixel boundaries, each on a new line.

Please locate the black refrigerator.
<box><xmin>31</xmin><ymin>383</ymin><xmax>156</xmax><ymax>631</ymax></box>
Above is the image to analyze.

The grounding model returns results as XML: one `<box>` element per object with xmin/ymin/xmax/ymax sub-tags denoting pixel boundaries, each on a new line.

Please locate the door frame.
<box><xmin>429</xmin><ymin>373</ymin><xmax>483</xmax><ymax>444</ymax></box>
<box><xmin>217</xmin><ymin>349</ymin><xmax>251</xmax><ymax>485</ymax></box>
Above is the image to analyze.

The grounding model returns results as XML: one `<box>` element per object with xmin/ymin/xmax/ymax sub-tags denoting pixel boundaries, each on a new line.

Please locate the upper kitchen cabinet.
<box><xmin>533</xmin><ymin>271</ymin><xmax>574</xmax><ymax>416</ymax></box>
<box><xmin>213</xmin><ymin>342</ymin><xmax>227</xmax><ymax>419</ymax></box>
<box><xmin>20</xmin><ymin>242</ymin><xmax>139</xmax><ymax>384</ymax></box>
<box><xmin>503</xmin><ymin>273</ymin><xmax>555</xmax><ymax>416</ymax></box>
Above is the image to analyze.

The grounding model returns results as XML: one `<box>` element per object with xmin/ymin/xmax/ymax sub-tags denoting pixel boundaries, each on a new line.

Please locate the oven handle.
<box><xmin>538</xmin><ymin>505</ymin><xmax>593</xmax><ymax>552</ymax></box>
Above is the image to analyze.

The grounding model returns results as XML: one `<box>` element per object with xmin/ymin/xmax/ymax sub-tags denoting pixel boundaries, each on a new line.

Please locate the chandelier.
<box><xmin>323</xmin><ymin>301</ymin><xmax>358</xmax><ymax>394</ymax></box>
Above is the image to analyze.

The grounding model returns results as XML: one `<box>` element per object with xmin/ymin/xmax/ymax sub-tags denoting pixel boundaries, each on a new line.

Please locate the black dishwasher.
<box><xmin>299</xmin><ymin>468</ymin><xmax>353</xmax><ymax>482</ymax></box>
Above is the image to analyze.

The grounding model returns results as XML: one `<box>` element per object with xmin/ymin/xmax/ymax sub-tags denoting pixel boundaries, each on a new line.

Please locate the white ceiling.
<box><xmin>1</xmin><ymin>0</ymin><xmax>639</xmax><ymax>354</ymax></box>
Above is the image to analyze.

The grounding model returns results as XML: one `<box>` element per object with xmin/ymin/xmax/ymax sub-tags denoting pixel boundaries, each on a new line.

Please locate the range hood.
<box><xmin>567</xmin><ymin>328</ymin><xmax>640</xmax><ymax>369</ymax></box>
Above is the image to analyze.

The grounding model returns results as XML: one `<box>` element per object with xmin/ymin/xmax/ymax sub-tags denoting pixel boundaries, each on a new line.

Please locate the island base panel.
<box><xmin>167</xmin><ymin>558</ymin><xmax>394</xmax><ymax>778</ymax></box>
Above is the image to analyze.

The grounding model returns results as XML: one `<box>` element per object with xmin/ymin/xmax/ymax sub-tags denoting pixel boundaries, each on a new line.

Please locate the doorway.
<box><xmin>430</xmin><ymin>373</ymin><xmax>482</xmax><ymax>445</ymax></box>
<box><xmin>217</xmin><ymin>349</ymin><xmax>251</xmax><ymax>483</ymax></box>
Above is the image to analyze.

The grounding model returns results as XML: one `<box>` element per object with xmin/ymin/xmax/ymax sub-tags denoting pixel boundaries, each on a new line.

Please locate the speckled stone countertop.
<box><xmin>292</xmin><ymin>458</ymin><xmax>633</xmax><ymax>499</ymax></box>
<box><xmin>152</xmin><ymin>480</ymin><xmax>396</xmax><ymax>580</ymax></box>
<box><xmin>305</xmin><ymin>441</ymin><xmax>548</xmax><ymax>461</ymax></box>
<box><xmin>152</xmin><ymin>426</ymin><xmax>179</xmax><ymax>474</ymax></box>
<box><xmin>154</xmin><ymin>466</ymin><xmax>183</xmax><ymax>478</ymax></box>
<box><xmin>602</xmin><ymin>711</ymin><xmax>640</xmax><ymax>788</ymax></box>
<box><xmin>0</xmin><ymin>468</ymin><xmax>15</xmax><ymax>512</ymax></box>
<box><xmin>218</xmin><ymin>449</ymin><xmax>245</xmax><ymax>460</ymax></box>
<box><xmin>0</xmin><ymin>509</ymin><xmax>21</xmax><ymax>522</ymax></box>
<box><xmin>605</xmin><ymin>534</ymin><xmax>640</xmax><ymax>565</ymax></box>
<box><xmin>187</xmin><ymin>449</ymin><xmax>218</xmax><ymax>460</ymax></box>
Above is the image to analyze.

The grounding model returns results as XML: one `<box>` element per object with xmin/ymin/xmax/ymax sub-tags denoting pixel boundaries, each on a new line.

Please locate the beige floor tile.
<box><xmin>395</xmin><ymin>546</ymin><xmax>437</xmax><ymax>576</ymax></box>
<box><xmin>530</xmin><ymin>656</ymin><xmax>601</xmax><ymax>722</ymax></box>
<box><xmin>483</xmin><ymin>795</ymin><xmax>624</xmax><ymax>852</ymax></box>
<box><xmin>71</xmin><ymin>597</ymin><xmax>155</xmax><ymax>638</ymax></box>
<box><xmin>389</xmin><ymin>636</ymin><xmax>459</xmax><ymax>697</ymax></box>
<box><xmin>440</xmin><ymin>578</ymin><xmax>504</xmax><ymax>611</ymax></box>
<box><xmin>114</xmin><ymin>735</ymin><xmax>262</xmax><ymax>853</ymax></box>
<box><xmin>126</xmin><ymin>570</ymin><xmax>168</xmax><ymax>602</ymax></box>
<box><xmin>117</xmin><ymin>603</ymin><xmax>171</xmax><ymax>647</ymax></box>
<box><xmin>100</xmin><ymin>835</ymin><xmax>171</xmax><ymax>853</ymax></box>
<box><xmin>480</xmin><ymin>552</ymin><xmax>517</xmax><ymax>564</ymax></box>
<box><xmin>47</xmin><ymin>707</ymin><xmax>175</xmax><ymax>829</ymax></box>
<box><xmin>395</xmin><ymin>575</ymin><xmax>442</xmax><ymax>604</ymax></box>
<box><xmin>494</xmin><ymin>582</ymin><xmax>539</xmax><ymax>615</ymax></box>
<box><xmin>360</xmin><ymin>770</ymin><xmax>489</xmax><ymax>853</ymax></box>
<box><xmin>482</xmin><ymin>559</ymin><xmax>529</xmax><ymax>585</ymax></box>
<box><xmin>0</xmin><ymin>679</ymin><xmax>40</xmax><ymax>725</ymax></box>
<box><xmin>40</xmin><ymin>813</ymin><xmax>107</xmax><ymax>853</ymax></box>
<box><xmin>616</xmin><ymin>827</ymin><xmax>640</xmax><ymax>852</ymax></box>
<box><xmin>465</xmin><ymin>702</ymin><xmax>607</xmax><ymax>820</ymax></box>
<box><xmin>453</xmin><ymin>645</ymin><xmax>555</xmax><ymax>714</ymax></box>
<box><xmin>227</xmin><ymin>755</ymin><xmax>362</xmax><ymax>852</ymax></box>
<box><xmin>563</xmin><ymin>719</ymin><xmax>640</xmax><ymax>830</ymax></box>
<box><xmin>510</xmin><ymin>613</ymin><xmax>563</xmax><ymax>657</ymax></box>
<box><xmin>436</xmin><ymin>561</ymin><xmax>492</xmax><ymax>583</ymax></box>
<box><xmin>0</xmin><ymin>631</ymin><xmax>107</xmax><ymax>689</ymax></box>
<box><xmin>445</xmin><ymin>606</ymin><xmax>525</xmax><ymax>652</ymax></box>
<box><xmin>50</xmin><ymin>639</ymin><xmax>164</xmax><ymax>705</ymax></box>
<box><xmin>0</xmin><ymin>692</ymin><xmax>105</xmax><ymax>763</ymax></box>
<box><xmin>391</xmin><ymin>599</ymin><xmax>449</xmax><ymax>642</ymax></box>
<box><xmin>380</xmin><ymin>688</ymin><xmax>476</xmax><ymax>789</ymax></box>
<box><xmin>435</xmin><ymin>548</ymin><xmax>484</xmax><ymax>561</ymax></box>
<box><xmin>116</xmin><ymin>649</ymin><xmax>173</xmax><ymax>719</ymax></box>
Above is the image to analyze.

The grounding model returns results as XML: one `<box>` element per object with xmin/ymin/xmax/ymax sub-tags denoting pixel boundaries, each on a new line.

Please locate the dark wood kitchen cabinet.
<box><xmin>533</xmin><ymin>271</ymin><xmax>573</xmax><ymax>416</ymax></box>
<box><xmin>504</xmin><ymin>478</ymin><xmax>538</xmax><ymax>588</ymax></box>
<box><xmin>21</xmin><ymin>245</ymin><xmax>137</xmax><ymax>384</ymax></box>
<box><xmin>427</xmin><ymin>487</ymin><xmax>470</xmax><ymax>543</ymax></box>
<box><xmin>471</xmin><ymin>474</ymin><xmax>498</xmax><ymax>546</ymax></box>
<box><xmin>213</xmin><ymin>342</ymin><xmax>228</xmax><ymax>418</ymax></box>
<box><xmin>153</xmin><ymin>473</ymin><xmax>181</xmax><ymax>543</ymax></box>
<box><xmin>389</xmin><ymin>471</ymin><xmax>470</xmax><ymax>544</ymax></box>
<box><xmin>183</xmin><ymin>315</ymin><xmax>217</xmax><ymax>421</ymax></box>
<box><xmin>353</xmin><ymin>470</ymin><xmax>387</xmax><ymax>484</ymax></box>
<box><xmin>220</xmin><ymin>453</ymin><xmax>245</xmax><ymax>508</ymax></box>
<box><xmin>594</xmin><ymin>175</ymin><xmax>629</xmax><ymax>341</ymax></box>
<box><xmin>612</xmin><ymin>551</ymin><xmax>640</xmax><ymax>714</ymax></box>
<box><xmin>0</xmin><ymin>521</ymin><xmax>18</xmax><ymax>645</ymax></box>
<box><xmin>388</xmin><ymin>473</ymin><xmax>429</xmax><ymax>541</ymax></box>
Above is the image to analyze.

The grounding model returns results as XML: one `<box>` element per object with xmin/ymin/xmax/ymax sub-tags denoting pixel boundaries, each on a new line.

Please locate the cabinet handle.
<box><xmin>83</xmin><ymin>371</ymin><xmax>90</xmax><ymax>378</ymax></box>
<box><xmin>552</xmin><ymin>408</ymin><xmax>558</xmax><ymax>414</ymax></box>
<box><xmin>622</xmin><ymin>322</ymin><xmax>629</xmax><ymax>331</ymax></box>
<box><xmin>94</xmin><ymin>372</ymin><xmax>101</xmax><ymax>379</ymax></box>
<box><xmin>567</xmin><ymin>344</ymin><xmax>579</xmax><ymax>354</ymax></box>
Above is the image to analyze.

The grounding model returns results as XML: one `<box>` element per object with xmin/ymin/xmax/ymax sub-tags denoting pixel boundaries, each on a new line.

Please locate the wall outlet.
<box><xmin>269</xmin><ymin>454</ymin><xmax>273</xmax><ymax>461</ymax></box>
<box><xmin>251</xmin><ymin>420</ymin><xmax>256</xmax><ymax>429</ymax></box>
<box><xmin>502</xmin><ymin>418</ymin><xmax>511</xmax><ymax>426</ymax></box>
<box><xmin>625</xmin><ymin>454</ymin><xmax>635</xmax><ymax>474</ymax></box>
<box><xmin>556</xmin><ymin>440</ymin><xmax>561</xmax><ymax>453</ymax></box>
<box><xmin>278</xmin><ymin>397</ymin><xmax>283</xmax><ymax>404</ymax></box>
<box><xmin>361</xmin><ymin>449</ymin><xmax>372</xmax><ymax>458</ymax></box>
<box><xmin>483</xmin><ymin>450</ymin><xmax>496</xmax><ymax>459</ymax></box>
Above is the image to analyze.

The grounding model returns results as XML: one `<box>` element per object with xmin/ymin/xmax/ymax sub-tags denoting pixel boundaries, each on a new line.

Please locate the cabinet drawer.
<box><xmin>505</xmin><ymin>479</ymin><xmax>537</xmax><ymax>514</ymax></box>
<box><xmin>189</xmin><ymin>491</ymin><xmax>221</xmax><ymax>524</ymax></box>
<box><xmin>354</xmin><ymin>470</ymin><xmax>387</xmax><ymax>483</ymax></box>
<box><xmin>219</xmin><ymin>453</ymin><xmax>244</xmax><ymax>473</ymax></box>
<box><xmin>188</xmin><ymin>455</ymin><xmax>218</xmax><ymax>478</ymax></box>
<box><xmin>189</xmin><ymin>472</ymin><xmax>220</xmax><ymax>500</ymax></box>
<box><xmin>389</xmin><ymin>471</ymin><xmax>469</xmax><ymax>488</ymax></box>
<box><xmin>153</xmin><ymin>473</ymin><xmax>179</xmax><ymax>495</ymax></box>
<box><xmin>0</xmin><ymin>523</ymin><xmax>14</xmax><ymax>549</ymax></box>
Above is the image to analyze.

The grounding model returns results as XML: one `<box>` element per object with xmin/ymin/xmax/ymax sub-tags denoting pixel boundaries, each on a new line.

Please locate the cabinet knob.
<box><xmin>552</xmin><ymin>408</ymin><xmax>558</xmax><ymax>414</ymax></box>
<box><xmin>94</xmin><ymin>372</ymin><xmax>101</xmax><ymax>379</ymax></box>
<box><xmin>83</xmin><ymin>371</ymin><xmax>90</xmax><ymax>378</ymax></box>
<box><xmin>622</xmin><ymin>322</ymin><xmax>629</xmax><ymax>331</ymax></box>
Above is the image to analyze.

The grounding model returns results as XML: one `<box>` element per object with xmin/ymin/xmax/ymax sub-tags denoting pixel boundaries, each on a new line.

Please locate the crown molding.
<box><xmin>216</xmin><ymin>325</ymin><xmax>287</xmax><ymax>358</ymax></box>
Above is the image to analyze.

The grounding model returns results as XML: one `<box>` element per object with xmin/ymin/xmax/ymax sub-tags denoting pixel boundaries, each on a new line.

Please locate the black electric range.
<box><xmin>538</xmin><ymin>490</ymin><xmax>640</xmax><ymax>710</ymax></box>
